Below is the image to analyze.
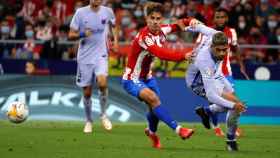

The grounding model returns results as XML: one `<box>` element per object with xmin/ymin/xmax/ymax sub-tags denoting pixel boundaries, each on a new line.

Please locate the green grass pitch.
<box><xmin>0</xmin><ymin>121</ymin><xmax>279</xmax><ymax>158</ymax></box>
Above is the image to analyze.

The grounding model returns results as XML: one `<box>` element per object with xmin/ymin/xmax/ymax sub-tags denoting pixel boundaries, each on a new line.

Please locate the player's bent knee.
<box><xmin>83</xmin><ymin>87</ymin><xmax>92</xmax><ymax>98</ymax></box>
<box><xmin>98</xmin><ymin>84</ymin><xmax>107</xmax><ymax>91</ymax></box>
<box><xmin>139</xmin><ymin>89</ymin><xmax>160</xmax><ymax>107</ymax></box>
<box><xmin>147</xmin><ymin>95</ymin><xmax>161</xmax><ymax>107</ymax></box>
<box><xmin>84</xmin><ymin>92</ymin><xmax>91</xmax><ymax>99</ymax></box>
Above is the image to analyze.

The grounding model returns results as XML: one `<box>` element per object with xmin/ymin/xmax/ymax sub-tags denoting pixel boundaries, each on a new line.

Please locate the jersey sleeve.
<box><xmin>222</xmin><ymin>76</ymin><xmax>234</xmax><ymax>93</ymax></box>
<box><xmin>196</xmin><ymin>60</ymin><xmax>235</xmax><ymax>109</ymax></box>
<box><xmin>70</xmin><ymin>9</ymin><xmax>81</xmax><ymax>31</ymax></box>
<box><xmin>185</xmin><ymin>24</ymin><xmax>218</xmax><ymax>37</ymax></box>
<box><xmin>161</xmin><ymin>24</ymin><xmax>179</xmax><ymax>35</ymax></box>
<box><xmin>195</xmin><ymin>33</ymin><xmax>203</xmax><ymax>44</ymax></box>
<box><xmin>138</xmin><ymin>35</ymin><xmax>186</xmax><ymax>61</ymax></box>
<box><xmin>229</xmin><ymin>28</ymin><xmax>238</xmax><ymax>46</ymax></box>
<box><xmin>108</xmin><ymin>8</ymin><xmax>116</xmax><ymax>26</ymax></box>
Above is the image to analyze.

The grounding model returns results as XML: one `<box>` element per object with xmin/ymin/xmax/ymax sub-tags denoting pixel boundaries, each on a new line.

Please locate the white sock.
<box><xmin>175</xmin><ymin>125</ymin><xmax>182</xmax><ymax>134</ymax></box>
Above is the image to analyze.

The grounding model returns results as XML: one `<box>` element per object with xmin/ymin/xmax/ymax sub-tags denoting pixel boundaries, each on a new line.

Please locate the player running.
<box><xmin>121</xmin><ymin>2</ymin><xmax>199</xmax><ymax>149</ymax></box>
<box><xmin>69</xmin><ymin>0</ymin><xmax>119</xmax><ymax>133</ymax></box>
<box><xmin>181</xmin><ymin>22</ymin><xmax>246</xmax><ymax>151</ymax></box>
<box><xmin>195</xmin><ymin>8</ymin><xmax>248</xmax><ymax>137</ymax></box>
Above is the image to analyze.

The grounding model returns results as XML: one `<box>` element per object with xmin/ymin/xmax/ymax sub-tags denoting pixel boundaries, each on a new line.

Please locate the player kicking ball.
<box><xmin>69</xmin><ymin>0</ymin><xmax>119</xmax><ymax>133</ymax></box>
<box><xmin>179</xmin><ymin>21</ymin><xmax>246</xmax><ymax>151</ymax></box>
<box><xmin>121</xmin><ymin>2</ymin><xmax>200</xmax><ymax>149</ymax></box>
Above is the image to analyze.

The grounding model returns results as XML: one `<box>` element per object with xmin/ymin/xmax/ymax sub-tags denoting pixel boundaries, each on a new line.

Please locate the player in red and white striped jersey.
<box><xmin>121</xmin><ymin>2</ymin><xmax>199</xmax><ymax>149</ymax></box>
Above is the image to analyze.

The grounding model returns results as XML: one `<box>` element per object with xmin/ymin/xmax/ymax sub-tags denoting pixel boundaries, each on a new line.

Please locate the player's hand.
<box><xmin>185</xmin><ymin>50</ymin><xmax>194</xmax><ymax>60</ymax></box>
<box><xmin>85</xmin><ymin>28</ymin><xmax>93</xmax><ymax>37</ymax></box>
<box><xmin>189</xmin><ymin>18</ymin><xmax>203</xmax><ymax>27</ymax></box>
<box><xmin>233</xmin><ymin>102</ymin><xmax>247</xmax><ymax>113</ymax></box>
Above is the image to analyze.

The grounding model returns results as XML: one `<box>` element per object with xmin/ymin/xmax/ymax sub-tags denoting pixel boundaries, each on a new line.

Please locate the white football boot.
<box><xmin>83</xmin><ymin>121</ymin><xmax>92</xmax><ymax>133</ymax></box>
<box><xmin>100</xmin><ymin>114</ymin><xmax>112</xmax><ymax>131</ymax></box>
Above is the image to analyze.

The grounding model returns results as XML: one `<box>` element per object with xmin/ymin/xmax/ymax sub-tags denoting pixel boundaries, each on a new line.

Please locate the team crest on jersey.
<box><xmin>101</xmin><ymin>19</ymin><xmax>106</xmax><ymax>24</ymax></box>
<box><xmin>203</xmin><ymin>68</ymin><xmax>214</xmax><ymax>78</ymax></box>
<box><xmin>145</xmin><ymin>37</ymin><xmax>154</xmax><ymax>46</ymax></box>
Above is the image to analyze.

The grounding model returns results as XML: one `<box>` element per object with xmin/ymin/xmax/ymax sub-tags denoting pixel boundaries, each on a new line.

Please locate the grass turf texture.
<box><xmin>0</xmin><ymin>121</ymin><xmax>279</xmax><ymax>158</ymax></box>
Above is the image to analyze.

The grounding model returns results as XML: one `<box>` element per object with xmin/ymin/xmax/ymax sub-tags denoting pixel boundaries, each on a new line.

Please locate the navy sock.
<box><xmin>146</xmin><ymin>111</ymin><xmax>159</xmax><ymax>133</ymax></box>
<box><xmin>227</xmin><ymin>133</ymin><xmax>236</xmax><ymax>141</ymax></box>
<box><xmin>153</xmin><ymin>105</ymin><xmax>178</xmax><ymax>130</ymax></box>
<box><xmin>205</xmin><ymin>107</ymin><xmax>218</xmax><ymax>127</ymax></box>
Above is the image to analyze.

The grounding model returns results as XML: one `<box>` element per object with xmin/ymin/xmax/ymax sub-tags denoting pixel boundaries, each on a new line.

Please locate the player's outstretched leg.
<box><xmin>83</xmin><ymin>97</ymin><xmax>93</xmax><ymax>133</ymax></box>
<box><xmin>152</xmin><ymin>105</ymin><xmax>194</xmax><ymax>140</ymax></box>
<box><xmin>225</xmin><ymin>110</ymin><xmax>241</xmax><ymax>151</ymax></box>
<box><xmin>99</xmin><ymin>89</ymin><xmax>112</xmax><ymax>131</ymax></box>
<box><xmin>145</xmin><ymin>111</ymin><xmax>161</xmax><ymax>149</ymax></box>
<box><xmin>195</xmin><ymin>106</ymin><xmax>211</xmax><ymax>129</ymax></box>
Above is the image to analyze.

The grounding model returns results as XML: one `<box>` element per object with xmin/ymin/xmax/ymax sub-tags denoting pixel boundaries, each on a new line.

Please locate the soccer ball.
<box><xmin>6</xmin><ymin>101</ymin><xmax>29</xmax><ymax>123</ymax></box>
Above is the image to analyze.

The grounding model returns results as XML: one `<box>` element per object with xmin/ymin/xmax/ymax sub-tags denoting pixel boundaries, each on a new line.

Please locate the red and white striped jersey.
<box><xmin>196</xmin><ymin>26</ymin><xmax>238</xmax><ymax>76</ymax></box>
<box><xmin>122</xmin><ymin>24</ymin><xmax>188</xmax><ymax>81</ymax></box>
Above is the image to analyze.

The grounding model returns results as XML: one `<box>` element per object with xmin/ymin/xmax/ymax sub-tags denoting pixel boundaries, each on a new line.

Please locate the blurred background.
<box><xmin>0</xmin><ymin>0</ymin><xmax>279</xmax><ymax>124</ymax></box>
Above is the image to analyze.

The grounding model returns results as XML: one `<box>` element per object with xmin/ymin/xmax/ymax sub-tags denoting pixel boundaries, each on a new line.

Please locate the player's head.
<box><xmin>144</xmin><ymin>2</ymin><xmax>164</xmax><ymax>34</ymax></box>
<box><xmin>213</xmin><ymin>8</ymin><xmax>229</xmax><ymax>31</ymax></box>
<box><xmin>211</xmin><ymin>32</ymin><xmax>229</xmax><ymax>61</ymax></box>
<box><xmin>90</xmin><ymin>0</ymin><xmax>102</xmax><ymax>8</ymax></box>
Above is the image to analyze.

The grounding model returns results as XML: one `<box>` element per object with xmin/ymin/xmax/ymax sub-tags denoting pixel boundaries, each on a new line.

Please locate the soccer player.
<box><xmin>69</xmin><ymin>0</ymin><xmax>119</xmax><ymax>133</ymax></box>
<box><xmin>121</xmin><ymin>2</ymin><xmax>198</xmax><ymax>149</ymax></box>
<box><xmin>195</xmin><ymin>8</ymin><xmax>248</xmax><ymax>137</ymax></box>
<box><xmin>182</xmin><ymin>23</ymin><xmax>246</xmax><ymax>151</ymax></box>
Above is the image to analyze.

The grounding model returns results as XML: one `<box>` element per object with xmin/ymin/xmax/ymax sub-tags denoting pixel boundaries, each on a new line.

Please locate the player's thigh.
<box><xmin>96</xmin><ymin>75</ymin><xmax>107</xmax><ymax>89</ymax></box>
<box><xmin>209</xmin><ymin>104</ymin><xmax>227</xmax><ymax>113</ymax></box>
<box><xmin>139</xmin><ymin>88</ymin><xmax>160</xmax><ymax>106</ymax></box>
<box><xmin>121</xmin><ymin>80</ymin><xmax>160</xmax><ymax>106</ymax></box>
<box><xmin>185</xmin><ymin>64</ymin><xmax>198</xmax><ymax>87</ymax></box>
<box><xmin>76</xmin><ymin>63</ymin><xmax>95</xmax><ymax>87</ymax></box>
<box><xmin>94</xmin><ymin>58</ymin><xmax>108</xmax><ymax>77</ymax></box>
<box><xmin>83</xmin><ymin>86</ymin><xmax>93</xmax><ymax>98</ymax></box>
<box><xmin>145</xmin><ymin>77</ymin><xmax>160</xmax><ymax>96</ymax></box>
<box><xmin>121</xmin><ymin>79</ymin><xmax>147</xmax><ymax>98</ymax></box>
<box><xmin>222</xmin><ymin>77</ymin><xmax>234</xmax><ymax>93</ymax></box>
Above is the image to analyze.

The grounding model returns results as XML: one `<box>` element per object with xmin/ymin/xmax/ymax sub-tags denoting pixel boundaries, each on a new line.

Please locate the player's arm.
<box><xmin>222</xmin><ymin>92</ymin><xmax>247</xmax><ymax>112</ymax></box>
<box><xmin>111</xmin><ymin>25</ymin><xmax>119</xmax><ymax>51</ymax></box>
<box><xmin>68</xmin><ymin>28</ymin><xmax>92</xmax><ymax>40</ymax></box>
<box><xmin>68</xmin><ymin>9</ymin><xmax>92</xmax><ymax>40</ymax></box>
<box><xmin>198</xmin><ymin>61</ymin><xmax>246</xmax><ymax>112</ymax></box>
<box><xmin>198</xmin><ymin>61</ymin><xmax>236</xmax><ymax>109</ymax></box>
<box><xmin>162</xmin><ymin>18</ymin><xmax>201</xmax><ymax>35</ymax></box>
<box><xmin>179</xmin><ymin>22</ymin><xmax>218</xmax><ymax>37</ymax></box>
<box><xmin>139</xmin><ymin>36</ymin><xmax>191</xmax><ymax>61</ymax></box>
<box><xmin>229</xmin><ymin>28</ymin><xmax>249</xmax><ymax>80</ymax></box>
<box><xmin>232</xmin><ymin>45</ymin><xmax>250</xmax><ymax>80</ymax></box>
<box><xmin>108</xmin><ymin>8</ymin><xmax>119</xmax><ymax>52</ymax></box>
